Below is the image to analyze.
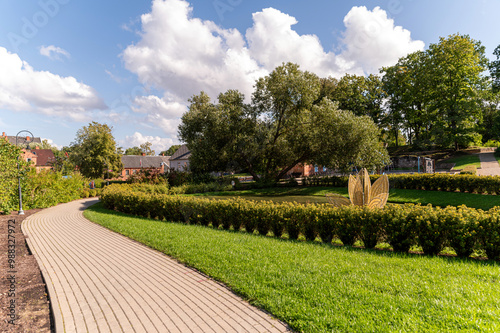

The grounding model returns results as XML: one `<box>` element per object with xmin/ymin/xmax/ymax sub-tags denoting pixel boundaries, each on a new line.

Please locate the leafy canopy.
<box><xmin>179</xmin><ymin>63</ymin><xmax>389</xmax><ymax>181</ymax></box>
<box><xmin>70</xmin><ymin>122</ymin><xmax>123</xmax><ymax>179</ymax></box>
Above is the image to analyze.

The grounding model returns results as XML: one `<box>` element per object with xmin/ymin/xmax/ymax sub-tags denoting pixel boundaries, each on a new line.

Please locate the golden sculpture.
<box><xmin>326</xmin><ymin>168</ymin><xmax>389</xmax><ymax>209</ymax></box>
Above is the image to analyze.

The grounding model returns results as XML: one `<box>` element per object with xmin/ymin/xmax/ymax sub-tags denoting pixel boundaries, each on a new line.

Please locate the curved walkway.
<box><xmin>477</xmin><ymin>152</ymin><xmax>500</xmax><ymax>176</ymax></box>
<box><xmin>22</xmin><ymin>199</ymin><xmax>290</xmax><ymax>333</ymax></box>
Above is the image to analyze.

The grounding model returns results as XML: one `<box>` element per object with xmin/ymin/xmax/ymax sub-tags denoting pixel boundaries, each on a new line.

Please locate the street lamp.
<box><xmin>16</xmin><ymin>130</ymin><xmax>34</xmax><ymax>215</ymax></box>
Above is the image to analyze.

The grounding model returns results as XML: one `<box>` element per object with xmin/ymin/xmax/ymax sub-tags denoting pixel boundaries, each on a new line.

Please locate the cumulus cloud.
<box><xmin>340</xmin><ymin>6</ymin><xmax>425</xmax><ymax>73</ymax></box>
<box><xmin>123</xmin><ymin>0</ymin><xmax>424</xmax><ymax>132</ymax></box>
<box><xmin>122</xmin><ymin>0</ymin><xmax>266</xmax><ymax>101</ymax></box>
<box><xmin>246</xmin><ymin>8</ymin><xmax>346</xmax><ymax>77</ymax></box>
<box><xmin>121</xmin><ymin>131</ymin><xmax>178</xmax><ymax>153</ymax></box>
<box><xmin>131</xmin><ymin>95</ymin><xmax>186</xmax><ymax>135</ymax></box>
<box><xmin>39</xmin><ymin>45</ymin><xmax>71</xmax><ymax>61</ymax></box>
<box><xmin>0</xmin><ymin>47</ymin><xmax>107</xmax><ymax>121</ymax></box>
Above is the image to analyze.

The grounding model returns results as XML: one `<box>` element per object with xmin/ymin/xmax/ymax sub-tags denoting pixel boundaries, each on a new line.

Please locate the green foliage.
<box><xmin>70</xmin><ymin>122</ymin><xmax>123</xmax><ymax>178</ymax></box>
<box><xmin>381</xmin><ymin>34</ymin><xmax>489</xmax><ymax>149</ymax></box>
<box><xmin>179</xmin><ymin>63</ymin><xmax>389</xmax><ymax>182</ymax></box>
<box><xmin>164</xmin><ymin>169</ymin><xmax>192</xmax><ymax>187</ymax></box>
<box><xmin>311</xmin><ymin>99</ymin><xmax>390</xmax><ymax>173</ymax></box>
<box><xmin>126</xmin><ymin>167</ymin><xmax>168</xmax><ymax>185</ymax></box>
<box><xmin>304</xmin><ymin>173</ymin><xmax>500</xmax><ymax>195</ymax></box>
<box><xmin>160</xmin><ymin>145</ymin><xmax>181</xmax><ymax>156</ymax></box>
<box><xmin>124</xmin><ymin>146</ymin><xmax>142</xmax><ymax>155</ymax></box>
<box><xmin>0</xmin><ymin>140</ymin><xmax>29</xmax><ymax>213</ymax></box>
<box><xmin>490</xmin><ymin>45</ymin><xmax>500</xmax><ymax>93</ymax></box>
<box><xmin>483</xmin><ymin>140</ymin><xmax>500</xmax><ymax>147</ymax></box>
<box><xmin>319</xmin><ymin>74</ymin><xmax>386</xmax><ymax>126</ymax></box>
<box><xmin>85</xmin><ymin>204</ymin><xmax>500</xmax><ymax>333</ymax></box>
<box><xmin>101</xmin><ymin>184</ymin><xmax>500</xmax><ymax>259</ymax></box>
<box><xmin>23</xmin><ymin>170</ymin><xmax>87</xmax><ymax>209</ymax></box>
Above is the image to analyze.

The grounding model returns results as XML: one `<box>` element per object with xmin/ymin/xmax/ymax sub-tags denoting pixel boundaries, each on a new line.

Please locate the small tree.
<box><xmin>70</xmin><ymin>122</ymin><xmax>123</xmax><ymax>179</ymax></box>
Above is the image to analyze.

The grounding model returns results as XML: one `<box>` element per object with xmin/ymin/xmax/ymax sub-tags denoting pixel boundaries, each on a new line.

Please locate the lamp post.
<box><xmin>15</xmin><ymin>130</ymin><xmax>34</xmax><ymax>215</ymax></box>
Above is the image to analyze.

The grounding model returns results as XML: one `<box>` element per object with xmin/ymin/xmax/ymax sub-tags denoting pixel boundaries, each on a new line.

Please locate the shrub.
<box><xmin>478</xmin><ymin>208</ymin><xmax>500</xmax><ymax>260</ymax></box>
<box><xmin>381</xmin><ymin>204</ymin><xmax>415</xmax><ymax>253</ymax></box>
<box><xmin>100</xmin><ymin>184</ymin><xmax>500</xmax><ymax>260</ymax></box>
<box><xmin>304</xmin><ymin>173</ymin><xmax>500</xmax><ymax>195</ymax></box>
<box><xmin>0</xmin><ymin>140</ymin><xmax>30</xmax><ymax>214</ymax></box>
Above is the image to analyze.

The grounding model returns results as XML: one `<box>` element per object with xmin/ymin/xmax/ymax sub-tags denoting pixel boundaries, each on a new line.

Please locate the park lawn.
<box><xmin>192</xmin><ymin>187</ymin><xmax>500</xmax><ymax>210</ymax></box>
<box><xmin>443</xmin><ymin>154</ymin><xmax>481</xmax><ymax>170</ymax></box>
<box><xmin>84</xmin><ymin>203</ymin><xmax>500</xmax><ymax>333</ymax></box>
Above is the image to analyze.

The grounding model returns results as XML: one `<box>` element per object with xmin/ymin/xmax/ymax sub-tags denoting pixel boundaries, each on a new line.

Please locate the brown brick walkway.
<box><xmin>22</xmin><ymin>199</ymin><xmax>291</xmax><ymax>333</ymax></box>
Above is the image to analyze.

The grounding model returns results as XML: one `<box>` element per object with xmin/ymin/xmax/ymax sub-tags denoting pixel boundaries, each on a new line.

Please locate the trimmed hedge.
<box><xmin>101</xmin><ymin>184</ymin><xmax>500</xmax><ymax>260</ymax></box>
<box><xmin>304</xmin><ymin>173</ymin><xmax>500</xmax><ymax>194</ymax></box>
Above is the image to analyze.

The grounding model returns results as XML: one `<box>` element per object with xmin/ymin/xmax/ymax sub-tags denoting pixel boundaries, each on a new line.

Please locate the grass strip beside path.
<box><xmin>444</xmin><ymin>154</ymin><xmax>481</xmax><ymax>170</ymax></box>
<box><xmin>84</xmin><ymin>203</ymin><xmax>500</xmax><ymax>333</ymax></box>
<box><xmin>193</xmin><ymin>187</ymin><xmax>500</xmax><ymax>210</ymax></box>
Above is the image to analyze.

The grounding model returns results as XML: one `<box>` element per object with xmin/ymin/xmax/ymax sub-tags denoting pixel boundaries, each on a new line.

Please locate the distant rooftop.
<box><xmin>2</xmin><ymin>132</ymin><xmax>42</xmax><ymax>147</ymax></box>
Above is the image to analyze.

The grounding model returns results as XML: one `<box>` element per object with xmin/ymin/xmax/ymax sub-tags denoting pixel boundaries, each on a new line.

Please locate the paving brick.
<box><xmin>22</xmin><ymin>198</ymin><xmax>292</xmax><ymax>333</ymax></box>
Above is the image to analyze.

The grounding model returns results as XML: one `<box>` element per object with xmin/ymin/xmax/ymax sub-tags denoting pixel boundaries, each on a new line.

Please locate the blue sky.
<box><xmin>0</xmin><ymin>0</ymin><xmax>499</xmax><ymax>152</ymax></box>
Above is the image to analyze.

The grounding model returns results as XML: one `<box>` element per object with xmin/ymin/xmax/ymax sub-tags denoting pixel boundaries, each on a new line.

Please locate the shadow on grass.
<box><xmin>86</xmin><ymin>202</ymin><xmax>499</xmax><ymax>267</ymax></box>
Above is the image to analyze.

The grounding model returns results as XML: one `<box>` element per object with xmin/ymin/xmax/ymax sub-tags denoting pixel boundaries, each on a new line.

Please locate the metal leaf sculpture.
<box><xmin>326</xmin><ymin>168</ymin><xmax>389</xmax><ymax>209</ymax></box>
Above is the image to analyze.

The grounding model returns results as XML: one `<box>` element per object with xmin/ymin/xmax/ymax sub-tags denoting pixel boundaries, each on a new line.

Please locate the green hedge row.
<box><xmin>304</xmin><ymin>173</ymin><xmax>500</xmax><ymax>194</ymax></box>
<box><xmin>101</xmin><ymin>184</ymin><xmax>500</xmax><ymax>260</ymax></box>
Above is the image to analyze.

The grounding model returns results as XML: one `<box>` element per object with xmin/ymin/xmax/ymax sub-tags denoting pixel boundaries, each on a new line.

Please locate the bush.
<box><xmin>304</xmin><ymin>173</ymin><xmax>500</xmax><ymax>195</ymax></box>
<box><xmin>0</xmin><ymin>140</ymin><xmax>30</xmax><ymax>214</ymax></box>
<box><xmin>484</xmin><ymin>140</ymin><xmax>500</xmax><ymax>148</ymax></box>
<box><xmin>23</xmin><ymin>170</ymin><xmax>87</xmax><ymax>209</ymax></box>
<box><xmin>100</xmin><ymin>184</ymin><xmax>500</xmax><ymax>260</ymax></box>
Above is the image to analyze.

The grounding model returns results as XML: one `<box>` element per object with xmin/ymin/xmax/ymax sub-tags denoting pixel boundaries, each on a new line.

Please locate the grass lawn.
<box><xmin>84</xmin><ymin>203</ymin><xmax>500</xmax><ymax>333</ymax></box>
<box><xmin>443</xmin><ymin>154</ymin><xmax>481</xmax><ymax>170</ymax></box>
<box><xmin>192</xmin><ymin>187</ymin><xmax>500</xmax><ymax>210</ymax></box>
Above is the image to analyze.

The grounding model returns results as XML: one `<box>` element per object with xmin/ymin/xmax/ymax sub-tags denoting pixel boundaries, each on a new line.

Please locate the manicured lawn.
<box><xmin>443</xmin><ymin>154</ymin><xmax>481</xmax><ymax>170</ymax></box>
<box><xmin>84</xmin><ymin>203</ymin><xmax>500</xmax><ymax>333</ymax></box>
<box><xmin>192</xmin><ymin>187</ymin><xmax>500</xmax><ymax>210</ymax></box>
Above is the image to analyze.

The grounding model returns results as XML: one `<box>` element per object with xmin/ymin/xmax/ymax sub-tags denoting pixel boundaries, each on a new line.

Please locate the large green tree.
<box><xmin>319</xmin><ymin>74</ymin><xmax>385</xmax><ymax>126</ymax></box>
<box><xmin>310</xmin><ymin>99</ymin><xmax>390</xmax><ymax>173</ymax></box>
<box><xmin>491</xmin><ymin>45</ymin><xmax>500</xmax><ymax>93</ymax></box>
<box><xmin>427</xmin><ymin>34</ymin><xmax>488</xmax><ymax>149</ymax></box>
<box><xmin>179</xmin><ymin>63</ymin><xmax>389</xmax><ymax>181</ymax></box>
<box><xmin>70</xmin><ymin>122</ymin><xmax>123</xmax><ymax>179</ymax></box>
<box><xmin>381</xmin><ymin>51</ymin><xmax>433</xmax><ymax>146</ymax></box>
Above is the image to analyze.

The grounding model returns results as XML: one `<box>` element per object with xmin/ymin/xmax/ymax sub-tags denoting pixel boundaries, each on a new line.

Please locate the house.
<box><xmin>286</xmin><ymin>164</ymin><xmax>329</xmax><ymax>178</ymax></box>
<box><xmin>2</xmin><ymin>132</ymin><xmax>55</xmax><ymax>172</ymax></box>
<box><xmin>121</xmin><ymin>154</ymin><xmax>170</xmax><ymax>179</ymax></box>
<box><xmin>169</xmin><ymin>144</ymin><xmax>191</xmax><ymax>171</ymax></box>
<box><xmin>25</xmin><ymin>147</ymin><xmax>57</xmax><ymax>172</ymax></box>
<box><xmin>2</xmin><ymin>132</ymin><xmax>42</xmax><ymax>147</ymax></box>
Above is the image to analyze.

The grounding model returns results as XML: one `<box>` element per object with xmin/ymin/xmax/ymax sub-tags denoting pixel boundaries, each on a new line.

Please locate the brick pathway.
<box><xmin>477</xmin><ymin>152</ymin><xmax>500</xmax><ymax>176</ymax></box>
<box><xmin>22</xmin><ymin>199</ymin><xmax>291</xmax><ymax>333</ymax></box>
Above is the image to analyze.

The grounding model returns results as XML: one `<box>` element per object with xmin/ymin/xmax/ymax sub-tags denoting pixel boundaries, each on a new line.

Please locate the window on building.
<box><xmin>125</xmin><ymin>170</ymin><xmax>129</xmax><ymax>176</ymax></box>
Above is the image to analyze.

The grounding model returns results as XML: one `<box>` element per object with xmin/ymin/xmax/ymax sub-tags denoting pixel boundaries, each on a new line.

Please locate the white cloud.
<box><xmin>131</xmin><ymin>95</ymin><xmax>185</xmax><ymax>135</ymax></box>
<box><xmin>121</xmin><ymin>131</ymin><xmax>178</xmax><ymax>153</ymax></box>
<box><xmin>122</xmin><ymin>0</ymin><xmax>424</xmax><ymax>132</ymax></box>
<box><xmin>122</xmin><ymin>0</ymin><xmax>266</xmax><ymax>101</ymax></box>
<box><xmin>42</xmin><ymin>138</ymin><xmax>63</xmax><ymax>149</ymax></box>
<box><xmin>0</xmin><ymin>47</ymin><xmax>106</xmax><ymax>121</ymax></box>
<box><xmin>340</xmin><ymin>6</ymin><xmax>425</xmax><ymax>73</ymax></box>
<box><xmin>132</xmin><ymin>95</ymin><xmax>186</xmax><ymax>118</ymax></box>
<box><xmin>39</xmin><ymin>45</ymin><xmax>71</xmax><ymax>61</ymax></box>
<box><xmin>246</xmin><ymin>8</ymin><xmax>346</xmax><ymax>77</ymax></box>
